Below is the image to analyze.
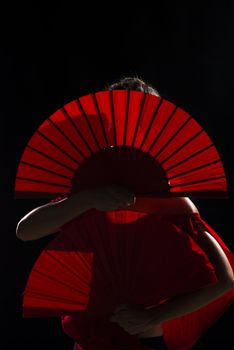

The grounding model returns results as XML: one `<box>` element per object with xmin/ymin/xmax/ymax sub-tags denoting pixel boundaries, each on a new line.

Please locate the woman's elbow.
<box><xmin>16</xmin><ymin>220</ymin><xmax>31</xmax><ymax>241</ymax></box>
<box><xmin>222</xmin><ymin>277</ymin><xmax>234</xmax><ymax>290</ymax></box>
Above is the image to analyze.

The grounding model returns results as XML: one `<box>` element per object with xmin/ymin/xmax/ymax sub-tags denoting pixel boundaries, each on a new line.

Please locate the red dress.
<box><xmin>49</xmin><ymin>199</ymin><xmax>234</xmax><ymax>350</ymax></box>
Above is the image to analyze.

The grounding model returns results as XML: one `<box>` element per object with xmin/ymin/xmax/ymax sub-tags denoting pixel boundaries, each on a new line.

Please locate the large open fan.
<box><xmin>15</xmin><ymin>90</ymin><xmax>228</xmax><ymax>199</ymax></box>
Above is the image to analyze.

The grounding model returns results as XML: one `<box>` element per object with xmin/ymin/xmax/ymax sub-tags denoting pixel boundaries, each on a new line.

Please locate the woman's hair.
<box><xmin>106</xmin><ymin>76</ymin><xmax>160</xmax><ymax>97</ymax></box>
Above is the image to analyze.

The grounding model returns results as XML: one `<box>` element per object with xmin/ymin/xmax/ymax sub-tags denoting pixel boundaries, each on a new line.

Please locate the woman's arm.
<box><xmin>16</xmin><ymin>186</ymin><xmax>135</xmax><ymax>241</ymax></box>
<box><xmin>16</xmin><ymin>191</ymin><xmax>92</xmax><ymax>241</ymax></box>
<box><xmin>147</xmin><ymin>226</ymin><xmax>234</xmax><ymax>326</ymax></box>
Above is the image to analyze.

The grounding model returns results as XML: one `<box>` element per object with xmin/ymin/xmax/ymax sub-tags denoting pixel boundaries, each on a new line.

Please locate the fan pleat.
<box><xmin>126</xmin><ymin>216</ymin><xmax>143</xmax><ymax>299</ymax></box>
<box><xmin>61</xmin><ymin>215</ymin><xmax>120</xmax><ymax>303</ymax></box>
<box><xmin>61</xmin><ymin>107</ymin><xmax>93</xmax><ymax>156</ymax></box>
<box><xmin>150</xmin><ymin>107</ymin><xmax>191</xmax><ymax>158</ymax></box>
<box><xmin>36</xmin><ymin>129</ymin><xmax>81</xmax><ymax>165</ymax></box>
<box><xmin>165</xmin><ymin>145</ymin><xmax>215</xmax><ymax>172</ymax></box>
<box><xmin>148</xmin><ymin>105</ymin><xmax>178</xmax><ymax>154</ymax></box>
<box><xmin>92</xmin><ymin>93</ymin><xmax>109</xmax><ymax>147</ymax></box>
<box><xmin>170</xmin><ymin>178</ymin><xmax>226</xmax><ymax>194</ymax></box>
<box><xmin>109</xmin><ymin>90</ymin><xmax>117</xmax><ymax>146</ymax></box>
<box><xmin>15</xmin><ymin>177</ymin><xmax>71</xmax><ymax>198</ymax></box>
<box><xmin>24</xmin><ymin>290</ymin><xmax>86</xmax><ymax>305</ymax></box>
<box><xmin>28</xmin><ymin>132</ymin><xmax>79</xmax><ymax>168</ymax></box>
<box><xmin>64</xmin><ymin>100</ymin><xmax>97</xmax><ymax>153</ymax></box>
<box><xmin>44</xmin><ymin>251</ymin><xmax>90</xmax><ymax>287</ymax></box>
<box><xmin>123</xmin><ymin>90</ymin><xmax>131</xmax><ymax>145</ymax></box>
<box><xmin>141</xmin><ymin>99</ymin><xmax>177</xmax><ymax>154</ymax></box>
<box><xmin>111</xmin><ymin>90</ymin><xmax>129</xmax><ymax>146</ymax></box>
<box><xmin>24</xmin><ymin>146</ymin><xmax>76</xmax><ymax>173</ymax></box>
<box><xmin>94</xmin><ymin>91</ymin><xmax>115</xmax><ymax>145</ymax></box>
<box><xmin>170</xmin><ymin>175</ymin><xmax>226</xmax><ymax>188</ymax></box>
<box><xmin>48</xmin><ymin>117</ymin><xmax>87</xmax><ymax>160</ymax></box>
<box><xmin>19</xmin><ymin>161</ymin><xmax>72</xmax><ymax>180</ymax></box>
<box><xmin>17</xmin><ymin>163</ymin><xmax>71</xmax><ymax>186</ymax></box>
<box><xmin>27</xmin><ymin>145</ymin><xmax>76</xmax><ymax>171</ymax></box>
<box><xmin>127</xmin><ymin>91</ymin><xmax>150</xmax><ymax>147</ymax></box>
<box><xmin>33</xmin><ymin>264</ymin><xmax>89</xmax><ymax>296</ymax></box>
<box><xmin>153</xmin><ymin>116</ymin><xmax>192</xmax><ymax>160</ymax></box>
<box><xmin>16</xmin><ymin>177</ymin><xmax>71</xmax><ymax>189</ymax></box>
<box><xmin>86</xmin><ymin>220</ymin><xmax>119</xmax><ymax>297</ymax></box>
<box><xmin>159</xmin><ymin>130</ymin><xmax>205</xmax><ymax>166</ymax></box>
<box><xmin>77</xmin><ymin>96</ymin><xmax>104</xmax><ymax>151</ymax></box>
<box><xmin>168</xmin><ymin>160</ymin><xmax>221</xmax><ymax>180</ymax></box>
<box><xmin>104</xmin><ymin>211</ymin><xmax>125</xmax><ymax>294</ymax></box>
<box><xmin>55</xmin><ymin>227</ymin><xmax>93</xmax><ymax>276</ymax></box>
<box><xmin>131</xmin><ymin>92</ymin><xmax>147</xmax><ymax>147</ymax></box>
<box><xmin>138</xmin><ymin>96</ymin><xmax>163</xmax><ymax>150</ymax></box>
<box><xmin>38</xmin><ymin>120</ymin><xmax>84</xmax><ymax>164</ymax></box>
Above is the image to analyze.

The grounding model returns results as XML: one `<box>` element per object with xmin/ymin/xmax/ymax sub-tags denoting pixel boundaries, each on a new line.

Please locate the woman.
<box><xmin>16</xmin><ymin>77</ymin><xmax>234</xmax><ymax>349</ymax></box>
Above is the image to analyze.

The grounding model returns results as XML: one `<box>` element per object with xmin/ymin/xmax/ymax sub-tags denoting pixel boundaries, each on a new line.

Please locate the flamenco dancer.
<box><xmin>16</xmin><ymin>77</ymin><xmax>234</xmax><ymax>350</ymax></box>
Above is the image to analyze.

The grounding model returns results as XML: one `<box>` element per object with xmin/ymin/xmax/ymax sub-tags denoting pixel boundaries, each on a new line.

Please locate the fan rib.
<box><xmin>36</xmin><ymin>130</ymin><xmax>80</xmax><ymax>165</ymax></box>
<box><xmin>139</xmin><ymin>97</ymin><xmax>163</xmax><ymax>150</ymax></box>
<box><xmin>16</xmin><ymin>176</ymin><xmax>71</xmax><ymax>189</ymax></box>
<box><xmin>153</xmin><ymin>116</ymin><xmax>192</xmax><ymax>159</ymax></box>
<box><xmin>48</xmin><ymin>118</ymin><xmax>87</xmax><ymax>160</ymax></box>
<box><xmin>109</xmin><ymin>90</ymin><xmax>117</xmax><ymax>146</ymax></box>
<box><xmin>168</xmin><ymin>160</ymin><xmax>221</xmax><ymax>180</ymax></box>
<box><xmin>148</xmin><ymin>106</ymin><xmax>178</xmax><ymax>154</ymax></box>
<box><xmin>55</xmin><ymin>234</ymin><xmax>92</xmax><ymax>274</ymax></box>
<box><xmin>161</xmin><ymin>129</ymin><xmax>204</xmax><ymax>165</ymax></box>
<box><xmin>165</xmin><ymin>144</ymin><xmax>214</xmax><ymax>171</ymax></box>
<box><xmin>131</xmin><ymin>93</ymin><xmax>147</xmax><ymax>147</ymax></box>
<box><xmin>170</xmin><ymin>175</ymin><xmax>226</xmax><ymax>188</ymax></box>
<box><xmin>123</xmin><ymin>90</ymin><xmax>131</xmax><ymax>146</ymax></box>
<box><xmin>20</xmin><ymin>161</ymin><xmax>73</xmax><ymax>180</ymax></box>
<box><xmin>33</xmin><ymin>268</ymin><xmax>88</xmax><ymax>296</ymax></box>
<box><xmin>62</xmin><ymin>107</ymin><xmax>94</xmax><ymax>154</ymax></box>
<box><xmin>26</xmin><ymin>290</ymin><xmax>87</xmax><ymax>305</ymax></box>
<box><xmin>90</xmin><ymin>221</ymin><xmax>118</xmax><ymax>296</ymax></box>
<box><xmin>93</xmin><ymin>93</ymin><xmax>109</xmax><ymax>147</ymax></box>
<box><xmin>45</xmin><ymin>251</ymin><xmax>89</xmax><ymax>286</ymax></box>
<box><xmin>27</xmin><ymin>145</ymin><xmax>76</xmax><ymax>171</ymax></box>
<box><xmin>76</xmin><ymin>99</ymin><xmax>101</xmax><ymax>150</ymax></box>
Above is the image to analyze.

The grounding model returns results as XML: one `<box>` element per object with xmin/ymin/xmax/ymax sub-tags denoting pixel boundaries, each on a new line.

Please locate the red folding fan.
<box><xmin>15</xmin><ymin>90</ymin><xmax>228</xmax><ymax>199</ymax></box>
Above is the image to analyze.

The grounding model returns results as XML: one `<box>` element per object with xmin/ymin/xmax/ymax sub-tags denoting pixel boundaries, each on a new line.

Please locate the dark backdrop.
<box><xmin>1</xmin><ymin>1</ymin><xmax>234</xmax><ymax>349</ymax></box>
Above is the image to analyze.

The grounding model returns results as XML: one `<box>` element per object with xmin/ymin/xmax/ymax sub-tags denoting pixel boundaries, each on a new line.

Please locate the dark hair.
<box><xmin>106</xmin><ymin>76</ymin><xmax>160</xmax><ymax>97</ymax></box>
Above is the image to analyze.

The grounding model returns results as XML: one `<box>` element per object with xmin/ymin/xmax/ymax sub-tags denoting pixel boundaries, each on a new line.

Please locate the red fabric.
<box><xmin>22</xmin><ymin>197</ymin><xmax>234</xmax><ymax>349</ymax></box>
<box><xmin>59</xmin><ymin>210</ymin><xmax>234</xmax><ymax>350</ymax></box>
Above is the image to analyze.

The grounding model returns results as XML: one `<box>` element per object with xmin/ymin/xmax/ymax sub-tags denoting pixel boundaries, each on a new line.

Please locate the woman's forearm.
<box><xmin>147</xmin><ymin>226</ymin><xmax>234</xmax><ymax>326</ymax></box>
<box><xmin>16</xmin><ymin>191</ymin><xmax>92</xmax><ymax>241</ymax></box>
<box><xmin>147</xmin><ymin>280</ymin><xmax>233</xmax><ymax>326</ymax></box>
<box><xmin>195</xmin><ymin>228</ymin><xmax>234</xmax><ymax>283</ymax></box>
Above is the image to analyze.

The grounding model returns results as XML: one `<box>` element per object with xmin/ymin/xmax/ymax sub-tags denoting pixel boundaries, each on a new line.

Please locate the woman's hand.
<box><xmin>83</xmin><ymin>185</ymin><xmax>136</xmax><ymax>212</ymax></box>
<box><xmin>109</xmin><ymin>304</ymin><xmax>154</xmax><ymax>335</ymax></box>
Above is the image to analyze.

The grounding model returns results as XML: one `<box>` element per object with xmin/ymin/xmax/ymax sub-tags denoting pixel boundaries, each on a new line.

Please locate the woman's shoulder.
<box><xmin>151</xmin><ymin>197</ymin><xmax>199</xmax><ymax>216</ymax></box>
<box><xmin>175</xmin><ymin>197</ymin><xmax>199</xmax><ymax>215</ymax></box>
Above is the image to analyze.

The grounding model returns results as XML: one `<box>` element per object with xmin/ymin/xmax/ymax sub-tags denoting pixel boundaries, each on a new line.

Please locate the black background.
<box><xmin>2</xmin><ymin>1</ymin><xmax>234</xmax><ymax>349</ymax></box>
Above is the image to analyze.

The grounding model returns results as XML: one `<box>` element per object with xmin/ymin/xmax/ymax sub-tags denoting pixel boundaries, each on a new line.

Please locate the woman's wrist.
<box><xmin>144</xmin><ymin>281</ymin><xmax>233</xmax><ymax>326</ymax></box>
<box><xmin>146</xmin><ymin>305</ymin><xmax>164</xmax><ymax>326</ymax></box>
<box><xmin>72</xmin><ymin>190</ymin><xmax>95</xmax><ymax>211</ymax></box>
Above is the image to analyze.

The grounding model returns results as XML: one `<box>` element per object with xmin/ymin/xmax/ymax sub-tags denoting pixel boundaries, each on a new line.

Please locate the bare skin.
<box><xmin>16</xmin><ymin>186</ymin><xmax>136</xmax><ymax>241</ymax></box>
